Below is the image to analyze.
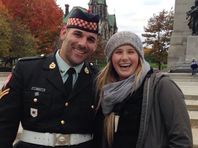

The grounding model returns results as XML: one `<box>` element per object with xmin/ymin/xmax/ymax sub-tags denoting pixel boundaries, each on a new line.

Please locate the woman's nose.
<box><xmin>121</xmin><ymin>52</ymin><xmax>128</xmax><ymax>59</ymax></box>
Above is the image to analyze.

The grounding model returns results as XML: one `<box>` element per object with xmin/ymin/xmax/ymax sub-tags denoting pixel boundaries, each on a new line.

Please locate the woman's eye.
<box><xmin>115</xmin><ymin>51</ymin><xmax>122</xmax><ymax>54</ymax></box>
<box><xmin>128</xmin><ymin>50</ymin><xmax>135</xmax><ymax>54</ymax></box>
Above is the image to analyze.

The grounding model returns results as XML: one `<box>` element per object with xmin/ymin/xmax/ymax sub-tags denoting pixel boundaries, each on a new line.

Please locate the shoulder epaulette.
<box><xmin>18</xmin><ymin>54</ymin><xmax>46</xmax><ymax>61</ymax></box>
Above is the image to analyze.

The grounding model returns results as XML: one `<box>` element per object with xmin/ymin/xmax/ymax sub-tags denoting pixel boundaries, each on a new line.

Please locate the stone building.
<box><xmin>63</xmin><ymin>0</ymin><xmax>118</xmax><ymax>41</ymax></box>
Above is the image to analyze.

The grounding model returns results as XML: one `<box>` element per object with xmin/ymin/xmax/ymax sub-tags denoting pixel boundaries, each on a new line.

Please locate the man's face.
<box><xmin>59</xmin><ymin>28</ymin><xmax>98</xmax><ymax>66</ymax></box>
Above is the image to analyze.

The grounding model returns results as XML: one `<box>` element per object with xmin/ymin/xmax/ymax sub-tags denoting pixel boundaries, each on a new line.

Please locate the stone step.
<box><xmin>165</xmin><ymin>72</ymin><xmax>196</xmax><ymax>76</ymax></box>
<box><xmin>164</xmin><ymin>72</ymin><xmax>198</xmax><ymax>82</ymax></box>
<box><xmin>185</xmin><ymin>95</ymin><xmax>198</xmax><ymax>100</ymax></box>
<box><xmin>189</xmin><ymin>112</ymin><xmax>198</xmax><ymax>148</ymax></box>
<box><xmin>172</xmin><ymin>78</ymin><xmax>198</xmax><ymax>82</ymax></box>
<box><xmin>186</xmin><ymin>100</ymin><xmax>198</xmax><ymax>111</ymax></box>
<box><xmin>192</xmin><ymin>128</ymin><xmax>198</xmax><ymax>148</ymax></box>
<box><xmin>174</xmin><ymin>83</ymin><xmax>198</xmax><ymax>99</ymax></box>
<box><xmin>173</xmin><ymin>78</ymin><xmax>198</xmax><ymax>82</ymax></box>
<box><xmin>189</xmin><ymin>111</ymin><xmax>198</xmax><ymax>128</ymax></box>
<box><xmin>176</xmin><ymin>81</ymin><xmax>198</xmax><ymax>86</ymax></box>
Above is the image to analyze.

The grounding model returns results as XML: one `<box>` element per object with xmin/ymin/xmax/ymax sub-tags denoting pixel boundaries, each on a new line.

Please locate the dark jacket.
<box><xmin>137</xmin><ymin>72</ymin><xmax>192</xmax><ymax>148</ymax></box>
<box><xmin>191</xmin><ymin>62</ymin><xmax>198</xmax><ymax>69</ymax></box>
<box><xmin>106</xmin><ymin>72</ymin><xmax>192</xmax><ymax>148</ymax></box>
<box><xmin>0</xmin><ymin>53</ymin><xmax>99</xmax><ymax>147</ymax></box>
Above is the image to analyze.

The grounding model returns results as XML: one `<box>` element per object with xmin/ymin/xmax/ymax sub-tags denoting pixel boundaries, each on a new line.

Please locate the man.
<box><xmin>0</xmin><ymin>8</ymin><xmax>100</xmax><ymax>148</ymax></box>
<box><xmin>191</xmin><ymin>59</ymin><xmax>198</xmax><ymax>75</ymax></box>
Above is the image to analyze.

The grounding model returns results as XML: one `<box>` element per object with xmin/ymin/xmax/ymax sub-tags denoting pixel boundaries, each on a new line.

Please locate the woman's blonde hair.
<box><xmin>96</xmin><ymin>56</ymin><xmax>144</xmax><ymax>146</ymax></box>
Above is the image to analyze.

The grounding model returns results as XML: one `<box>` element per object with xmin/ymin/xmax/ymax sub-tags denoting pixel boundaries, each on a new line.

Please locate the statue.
<box><xmin>186</xmin><ymin>0</ymin><xmax>198</xmax><ymax>35</ymax></box>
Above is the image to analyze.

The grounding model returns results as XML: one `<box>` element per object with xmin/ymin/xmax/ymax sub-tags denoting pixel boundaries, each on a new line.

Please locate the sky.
<box><xmin>56</xmin><ymin>0</ymin><xmax>175</xmax><ymax>39</ymax></box>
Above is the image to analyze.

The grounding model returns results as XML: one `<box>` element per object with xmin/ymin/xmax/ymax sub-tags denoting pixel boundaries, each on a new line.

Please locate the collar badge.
<box><xmin>49</xmin><ymin>62</ymin><xmax>56</xmax><ymax>69</ymax></box>
<box><xmin>84</xmin><ymin>67</ymin><xmax>89</xmax><ymax>74</ymax></box>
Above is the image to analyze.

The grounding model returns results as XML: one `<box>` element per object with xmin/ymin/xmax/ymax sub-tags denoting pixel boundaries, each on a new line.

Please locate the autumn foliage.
<box><xmin>142</xmin><ymin>9</ymin><xmax>174</xmax><ymax>70</ymax></box>
<box><xmin>0</xmin><ymin>0</ymin><xmax>12</xmax><ymax>57</ymax></box>
<box><xmin>2</xmin><ymin>0</ymin><xmax>63</xmax><ymax>54</ymax></box>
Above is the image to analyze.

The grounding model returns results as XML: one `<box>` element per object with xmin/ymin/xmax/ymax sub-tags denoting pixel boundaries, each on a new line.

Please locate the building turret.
<box><xmin>64</xmin><ymin>4</ymin><xmax>69</xmax><ymax>17</ymax></box>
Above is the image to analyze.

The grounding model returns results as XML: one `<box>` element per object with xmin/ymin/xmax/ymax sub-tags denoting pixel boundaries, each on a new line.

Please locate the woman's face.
<box><xmin>111</xmin><ymin>45</ymin><xmax>140</xmax><ymax>80</ymax></box>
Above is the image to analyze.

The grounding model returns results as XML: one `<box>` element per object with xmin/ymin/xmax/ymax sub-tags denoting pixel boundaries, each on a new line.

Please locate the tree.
<box><xmin>0</xmin><ymin>0</ymin><xmax>38</xmax><ymax>67</ymax></box>
<box><xmin>2</xmin><ymin>0</ymin><xmax>63</xmax><ymax>54</ymax></box>
<box><xmin>0</xmin><ymin>0</ymin><xmax>11</xmax><ymax>57</ymax></box>
<box><xmin>10</xmin><ymin>20</ymin><xmax>37</xmax><ymax>58</ymax></box>
<box><xmin>142</xmin><ymin>9</ymin><xmax>174</xmax><ymax>70</ymax></box>
<box><xmin>89</xmin><ymin>36</ymin><xmax>107</xmax><ymax>69</ymax></box>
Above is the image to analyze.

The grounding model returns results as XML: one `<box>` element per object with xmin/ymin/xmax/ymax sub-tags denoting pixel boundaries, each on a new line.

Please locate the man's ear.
<box><xmin>60</xmin><ymin>25</ymin><xmax>67</xmax><ymax>40</ymax></box>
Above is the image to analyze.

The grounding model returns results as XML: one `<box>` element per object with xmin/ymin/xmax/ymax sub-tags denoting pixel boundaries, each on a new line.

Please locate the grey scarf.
<box><xmin>101</xmin><ymin>60</ymin><xmax>150</xmax><ymax>115</ymax></box>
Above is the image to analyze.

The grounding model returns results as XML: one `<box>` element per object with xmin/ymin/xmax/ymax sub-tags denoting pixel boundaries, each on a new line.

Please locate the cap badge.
<box><xmin>49</xmin><ymin>62</ymin><xmax>56</xmax><ymax>69</ymax></box>
<box><xmin>84</xmin><ymin>67</ymin><xmax>89</xmax><ymax>74</ymax></box>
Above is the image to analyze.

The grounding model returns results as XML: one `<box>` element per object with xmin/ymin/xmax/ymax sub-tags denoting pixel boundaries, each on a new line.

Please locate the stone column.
<box><xmin>168</xmin><ymin>0</ymin><xmax>195</xmax><ymax>71</ymax></box>
<box><xmin>186</xmin><ymin>36</ymin><xmax>198</xmax><ymax>61</ymax></box>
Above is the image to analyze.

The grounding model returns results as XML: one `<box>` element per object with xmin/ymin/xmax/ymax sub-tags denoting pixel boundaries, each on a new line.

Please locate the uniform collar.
<box><xmin>55</xmin><ymin>50</ymin><xmax>84</xmax><ymax>75</ymax></box>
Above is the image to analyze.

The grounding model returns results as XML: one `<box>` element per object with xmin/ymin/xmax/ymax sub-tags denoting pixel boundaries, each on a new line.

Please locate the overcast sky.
<box><xmin>56</xmin><ymin>0</ymin><xmax>175</xmax><ymax>39</ymax></box>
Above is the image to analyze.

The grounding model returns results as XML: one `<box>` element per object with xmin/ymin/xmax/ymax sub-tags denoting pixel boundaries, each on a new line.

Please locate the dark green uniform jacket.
<box><xmin>0</xmin><ymin>52</ymin><xmax>100</xmax><ymax>147</ymax></box>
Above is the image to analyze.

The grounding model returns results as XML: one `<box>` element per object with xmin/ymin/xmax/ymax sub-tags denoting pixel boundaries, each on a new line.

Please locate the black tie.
<box><xmin>64</xmin><ymin>68</ymin><xmax>75</xmax><ymax>97</ymax></box>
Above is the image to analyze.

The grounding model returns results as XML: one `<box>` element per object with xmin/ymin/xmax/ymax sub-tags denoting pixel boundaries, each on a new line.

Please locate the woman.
<box><xmin>96</xmin><ymin>31</ymin><xmax>192</xmax><ymax>148</ymax></box>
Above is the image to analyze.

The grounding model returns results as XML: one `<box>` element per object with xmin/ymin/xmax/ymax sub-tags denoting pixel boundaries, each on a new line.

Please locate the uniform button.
<box><xmin>60</xmin><ymin>120</ymin><xmax>65</xmax><ymax>125</ymax></box>
<box><xmin>65</xmin><ymin>102</ymin><xmax>69</xmax><ymax>107</ymax></box>
<box><xmin>33</xmin><ymin>98</ymin><xmax>38</xmax><ymax>103</ymax></box>
<box><xmin>91</xmin><ymin>105</ymin><xmax>95</xmax><ymax>109</ymax></box>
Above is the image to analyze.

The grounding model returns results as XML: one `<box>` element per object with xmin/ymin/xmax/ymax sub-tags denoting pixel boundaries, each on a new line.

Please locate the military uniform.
<box><xmin>0</xmin><ymin>52</ymin><xmax>100</xmax><ymax>148</ymax></box>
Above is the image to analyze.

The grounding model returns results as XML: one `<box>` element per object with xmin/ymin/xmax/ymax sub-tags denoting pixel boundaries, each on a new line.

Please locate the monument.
<box><xmin>168</xmin><ymin>0</ymin><xmax>198</xmax><ymax>72</ymax></box>
<box><xmin>186</xmin><ymin>0</ymin><xmax>198</xmax><ymax>35</ymax></box>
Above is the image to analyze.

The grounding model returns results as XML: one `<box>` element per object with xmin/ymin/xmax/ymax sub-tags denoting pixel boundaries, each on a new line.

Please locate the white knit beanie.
<box><xmin>105</xmin><ymin>31</ymin><xmax>144</xmax><ymax>61</ymax></box>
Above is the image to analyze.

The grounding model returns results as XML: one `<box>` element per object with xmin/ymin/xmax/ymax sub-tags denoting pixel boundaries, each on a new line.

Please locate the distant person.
<box><xmin>96</xmin><ymin>31</ymin><xmax>193</xmax><ymax>148</ymax></box>
<box><xmin>0</xmin><ymin>8</ymin><xmax>101</xmax><ymax>148</ymax></box>
<box><xmin>191</xmin><ymin>59</ymin><xmax>198</xmax><ymax>75</ymax></box>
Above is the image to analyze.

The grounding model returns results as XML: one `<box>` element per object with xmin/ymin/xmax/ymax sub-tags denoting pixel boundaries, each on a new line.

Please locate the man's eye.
<box><xmin>88</xmin><ymin>38</ymin><xmax>95</xmax><ymax>43</ymax></box>
<box><xmin>73</xmin><ymin>32</ymin><xmax>82</xmax><ymax>37</ymax></box>
<box><xmin>74</xmin><ymin>33</ymin><xmax>81</xmax><ymax>37</ymax></box>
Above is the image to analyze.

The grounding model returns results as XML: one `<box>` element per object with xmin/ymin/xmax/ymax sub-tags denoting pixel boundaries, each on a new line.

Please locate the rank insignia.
<box><xmin>2</xmin><ymin>73</ymin><xmax>12</xmax><ymax>89</ymax></box>
<box><xmin>84</xmin><ymin>67</ymin><xmax>89</xmax><ymax>74</ymax></box>
<box><xmin>0</xmin><ymin>88</ymin><xmax>10</xmax><ymax>100</ymax></box>
<box><xmin>30</xmin><ymin>108</ymin><xmax>38</xmax><ymax>118</ymax></box>
<box><xmin>49</xmin><ymin>62</ymin><xmax>56</xmax><ymax>69</ymax></box>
